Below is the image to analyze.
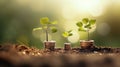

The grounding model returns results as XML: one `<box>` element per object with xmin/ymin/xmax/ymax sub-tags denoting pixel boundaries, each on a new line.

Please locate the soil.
<box><xmin>0</xmin><ymin>43</ymin><xmax>120</xmax><ymax>67</ymax></box>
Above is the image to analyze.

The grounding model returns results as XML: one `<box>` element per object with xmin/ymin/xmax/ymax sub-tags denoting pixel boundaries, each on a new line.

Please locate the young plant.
<box><xmin>62</xmin><ymin>30</ymin><xmax>73</xmax><ymax>43</ymax></box>
<box><xmin>62</xmin><ymin>30</ymin><xmax>73</xmax><ymax>50</ymax></box>
<box><xmin>33</xmin><ymin>17</ymin><xmax>57</xmax><ymax>41</ymax></box>
<box><xmin>76</xmin><ymin>18</ymin><xmax>96</xmax><ymax>41</ymax></box>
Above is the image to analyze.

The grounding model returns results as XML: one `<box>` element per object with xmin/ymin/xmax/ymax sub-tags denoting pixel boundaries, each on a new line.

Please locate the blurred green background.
<box><xmin>0</xmin><ymin>0</ymin><xmax>120</xmax><ymax>48</ymax></box>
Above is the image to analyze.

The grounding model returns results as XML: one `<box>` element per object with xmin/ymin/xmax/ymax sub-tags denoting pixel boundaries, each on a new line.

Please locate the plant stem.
<box><xmin>88</xmin><ymin>30</ymin><xmax>89</xmax><ymax>41</ymax></box>
<box><xmin>46</xmin><ymin>29</ymin><xmax>48</xmax><ymax>41</ymax></box>
<box><xmin>45</xmin><ymin>24</ymin><xmax>49</xmax><ymax>41</ymax></box>
<box><xmin>66</xmin><ymin>38</ymin><xmax>69</xmax><ymax>43</ymax></box>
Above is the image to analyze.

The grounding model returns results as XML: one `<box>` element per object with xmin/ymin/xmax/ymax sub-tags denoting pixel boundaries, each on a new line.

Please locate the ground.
<box><xmin>0</xmin><ymin>43</ymin><xmax>120</xmax><ymax>67</ymax></box>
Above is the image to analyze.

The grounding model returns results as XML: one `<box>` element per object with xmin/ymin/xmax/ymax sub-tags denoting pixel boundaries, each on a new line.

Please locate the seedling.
<box><xmin>62</xmin><ymin>30</ymin><xmax>73</xmax><ymax>42</ymax></box>
<box><xmin>62</xmin><ymin>30</ymin><xmax>73</xmax><ymax>50</ymax></box>
<box><xmin>76</xmin><ymin>18</ymin><xmax>96</xmax><ymax>49</ymax></box>
<box><xmin>33</xmin><ymin>17</ymin><xmax>57</xmax><ymax>50</ymax></box>
<box><xmin>33</xmin><ymin>17</ymin><xmax>57</xmax><ymax>41</ymax></box>
<box><xmin>76</xmin><ymin>18</ymin><xmax>96</xmax><ymax>41</ymax></box>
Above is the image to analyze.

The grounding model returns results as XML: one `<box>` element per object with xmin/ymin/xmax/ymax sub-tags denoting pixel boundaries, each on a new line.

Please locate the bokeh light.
<box><xmin>97</xmin><ymin>22</ymin><xmax>111</xmax><ymax>36</ymax></box>
<box><xmin>0</xmin><ymin>0</ymin><xmax>120</xmax><ymax>48</ymax></box>
<box><xmin>68</xmin><ymin>30</ymin><xmax>79</xmax><ymax>43</ymax></box>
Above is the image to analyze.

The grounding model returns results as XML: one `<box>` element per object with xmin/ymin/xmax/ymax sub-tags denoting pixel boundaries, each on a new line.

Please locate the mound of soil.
<box><xmin>0</xmin><ymin>44</ymin><xmax>120</xmax><ymax>67</ymax></box>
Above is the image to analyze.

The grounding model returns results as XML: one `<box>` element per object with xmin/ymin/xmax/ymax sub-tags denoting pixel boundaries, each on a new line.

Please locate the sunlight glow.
<box><xmin>63</xmin><ymin>21</ymin><xmax>80</xmax><ymax>43</ymax></box>
<box><xmin>68</xmin><ymin>30</ymin><xmax>79</xmax><ymax>43</ymax></box>
<box><xmin>72</xmin><ymin>0</ymin><xmax>100</xmax><ymax>11</ymax></box>
<box><xmin>74</xmin><ymin>0</ymin><xmax>104</xmax><ymax>17</ymax></box>
<box><xmin>62</xmin><ymin>0</ymin><xmax>108</xmax><ymax>18</ymax></box>
<box><xmin>61</xmin><ymin>0</ymin><xmax>108</xmax><ymax>43</ymax></box>
<box><xmin>19</xmin><ymin>0</ymin><xmax>110</xmax><ymax>43</ymax></box>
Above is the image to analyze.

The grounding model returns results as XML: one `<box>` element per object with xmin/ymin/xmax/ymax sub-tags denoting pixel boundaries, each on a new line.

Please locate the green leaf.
<box><xmin>51</xmin><ymin>21</ymin><xmax>57</xmax><ymax>24</ymax></box>
<box><xmin>84</xmin><ymin>24</ymin><xmax>91</xmax><ymax>28</ymax></box>
<box><xmin>51</xmin><ymin>27</ymin><xmax>57</xmax><ymax>33</ymax></box>
<box><xmin>82</xmin><ymin>18</ymin><xmax>89</xmax><ymax>24</ymax></box>
<box><xmin>68</xmin><ymin>33</ymin><xmax>73</xmax><ymax>36</ymax></box>
<box><xmin>78</xmin><ymin>27</ymin><xmax>86</xmax><ymax>31</ymax></box>
<box><xmin>33</xmin><ymin>27</ymin><xmax>42</xmax><ymax>31</ymax></box>
<box><xmin>62</xmin><ymin>30</ymin><xmax>73</xmax><ymax>38</ymax></box>
<box><xmin>68</xmin><ymin>30</ymin><xmax>72</xmax><ymax>33</ymax></box>
<box><xmin>62</xmin><ymin>32</ymin><xmax>69</xmax><ymax>38</ymax></box>
<box><xmin>40</xmin><ymin>17</ymin><xmax>49</xmax><ymax>25</ymax></box>
<box><xmin>89</xmin><ymin>19</ymin><xmax>96</xmax><ymax>25</ymax></box>
<box><xmin>89</xmin><ymin>27</ymin><xmax>92</xmax><ymax>29</ymax></box>
<box><xmin>76</xmin><ymin>22</ymin><xmax>83</xmax><ymax>27</ymax></box>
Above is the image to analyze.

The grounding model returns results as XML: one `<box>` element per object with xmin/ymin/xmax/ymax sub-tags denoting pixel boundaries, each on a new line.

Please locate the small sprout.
<box><xmin>62</xmin><ymin>30</ymin><xmax>73</xmax><ymax>50</ymax></box>
<box><xmin>76</xmin><ymin>18</ymin><xmax>96</xmax><ymax>41</ymax></box>
<box><xmin>33</xmin><ymin>17</ymin><xmax>58</xmax><ymax>41</ymax></box>
<box><xmin>62</xmin><ymin>30</ymin><xmax>73</xmax><ymax>38</ymax></box>
<box><xmin>62</xmin><ymin>32</ymin><xmax>69</xmax><ymax>38</ymax></box>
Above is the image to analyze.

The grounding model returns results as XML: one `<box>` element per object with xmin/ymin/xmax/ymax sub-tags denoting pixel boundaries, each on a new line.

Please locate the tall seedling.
<box><xmin>33</xmin><ymin>17</ymin><xmax>57</xmax><ymax>41</ymax></box>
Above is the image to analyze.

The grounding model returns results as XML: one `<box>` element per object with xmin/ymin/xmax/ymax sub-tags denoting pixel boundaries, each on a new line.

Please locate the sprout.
<box><xmin>33</xmin><ymin>17</ymin><xmax>58</xmax><ymax>41</ymax></box>
<box><xmin>62</xmin><ymin>30</ymin><xmax>73</xmax><ymax>42</ymax></box>
<box><xmin>76</xmin><ymin>18</ymin><xmax>96</xmax><ymax>41</ymax></box>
